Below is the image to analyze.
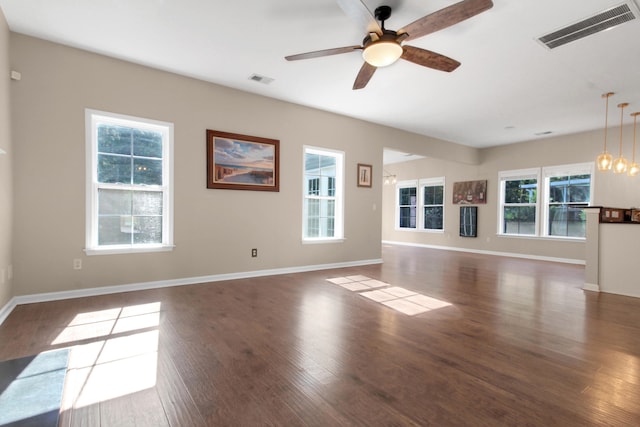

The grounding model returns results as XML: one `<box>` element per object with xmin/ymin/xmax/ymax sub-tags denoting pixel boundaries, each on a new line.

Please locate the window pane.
<box><xmin>320</xmin><ymin>199</ymin><xmax>335</xmax><ymax>237</ymax></box>
<box><xmin>399</xmin><ymin>206</ymin><xmax>416</xmax><ymax>228</ymax></box>
<box><xmin>133</xmin><ymin>129</ymin><xmax>163</xmax><ymax>158</ymax></box>
<box><xmin>305</xmin><ymin>154</ymin><xmax>337</xmax><ymax>197</ymax></box>
<box><xmin>549</xmin><ymin>175</ymin><xmax>590</xmax><ymax>203</ymax></box>
<box><xmin>98</xmin><ymin>189</ymin><xmax>131</xmax><ymax>215</ymax></box>
<box><xmin>434</xmin><ymin>186</ymin><xmax>443</xmax><ymax>205</ymax></box>
<box><xmin>424</xmin><ymin>185</ymin><xmax>443</xmax><ymax>205</ymax></box>
<box><xmin>306</xmin><ymin>177</ymin><xmax>319</xmax><ymax>195</ymax></box>
<box><xmin>569</xmin><ymin>185</ymin><xmax>590</xmax><ymax>203</ymax></box>
<box><xmin>568</xmin><ymin>174</ymin><xmax>591</xmax><ymax>202</ymax></box>
<box><xmin>318</xmin><ymin>176</ymin><xmax>335</xmax><ymax>197</ymax></box>
<box><xmin>306</xmin><ymin>198</ymin><xmax>319</xmax><ymax>215</ymax></box>
<box><xmin>320</xmin><ymin>156</ymin><xmax>336</xmax><ymax>169</ymax></box>
<box><xmin>503</xmin><ymin>206</ymin><xmax>536</xmax><ymax>235</ymax></box>
<box><xmin>399</xmin><ymin>187</ymin><xmax>417</xmax><ymax>206</ymax></box>
<box><xmin>549</xmin><ymin>176</ymin><xmax>568</xmax><ymax>203</ymax></box>
<box><xmin>133</xmin><ymin>158</ymin><xmax>163</xmax><ymax>185</ymax></box>
<box><xmin>133</xmin><ymin>191</ymin><xmax>163</xmax><ymax>216</ymax></box>
<box><xmin>504</xmin><ymin>179</ymin><xmax>537</xmax><ymax>203</ymax></box>
<box><xmin>98</xmin><ymin>216</ymin><xmax>132</xmax><ymax>245</ymax></box>
<box><xmin>548</xmin><ymin>205</ymin><xmax>586</xmax><ymax>237</ymax></box>
<box><xmin>133</xmin><ymin>216</ymin><xmax>163</xmax><ymax>244</ymax></box>
<box><xmin>98</xmin><ymin>154</ymin><xmax>131</xmax><ymax>184</ymax></box>
<box><xmin>304</xmin><ymin>198</ymin><xmax>335</xmax><ymax>237</ymax></box>
<box><xmin>325</xmin><ymin>199</ymin><xmax>335</xmax><ymax>217</ymax></box>
<box><xmin>304</xmin><ymin>153</ymin><xmax>320</xmax><ymax>171</ymax></box>
<box><xmin>306</xmin><ymin>219</ymin><xmax>319</xmax><ymax>237</ymax></box>
<box><xmin>305</xmin><ymin>199</ymin><xmax>319</xmax><ymax>237</ymax></box>
<box><xmin>319</xmin><ymin>217</ymin><xmax>335</xmax><ymax>238</ymax></box>
<box><xmin>98</xmin><ymin>125</ymin><xmax>132</xmax><ymax>155</ymax></box>
<box><xmin>327</xmin><ymin>177</ymin><xmax>336</xmax><ymax>197</ymax></box>
<box><xmin>424</xmin><ymin>206</ymin><xmax>443</xmax><ymax>230</ymax></box>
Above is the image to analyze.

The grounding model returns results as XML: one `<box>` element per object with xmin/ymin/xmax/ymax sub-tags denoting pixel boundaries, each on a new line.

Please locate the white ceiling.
<box><xmin>2</xmin><ymin>0</ymin><xmax>640</xmax><ymax>149</ymax></box>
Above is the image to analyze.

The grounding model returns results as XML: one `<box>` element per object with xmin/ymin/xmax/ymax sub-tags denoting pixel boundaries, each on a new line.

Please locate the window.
<box><xmin>397</xmin><ymin>183</ymin><xmax>417</xmax><ymax>229</ymax></box>
<box><xmin>303</xmin><ymin>147</ymin><xmax>344</xmax><ymax>241</ymax></box>
<box><xmin>86</xmin><ymin>110</ymin><xmax>174</xmax><ymax>254</ymax></box>
<box><xmin>421</xmin><ymin>178</ymin><xmax>444</xmax><ymax>231</ymax></box>
<box><xmin>498</xmin><ymin>163</ymin><xmax>592</xmax><ymax>239</ymax></box>
<box><xmin>395</xmin><ymin>177</ymin><xmax>444</xmax><ymax>231</ymax></box>
<box><xmin>543</xmin><ymin>163</ymin><xmax>593</xmax><ymax>238</ymax></box>
<box><xmin>498</xmin><ymin>169</ymin><xmax>539</xmax><ymax>236</ymax></box>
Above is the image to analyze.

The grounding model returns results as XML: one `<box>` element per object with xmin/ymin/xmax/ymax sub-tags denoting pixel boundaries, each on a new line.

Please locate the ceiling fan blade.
<box><xmin>285</xmin><ymin>45</ymin><xmax>362</xmax><ymax>61</ymax></box>
<box><xmin>336</xmin><ymin>0</ymin><xmax>382</xmax><ymax>35</ymax></box>
<box><xmin>401</xmin><ymin>45</ymin><xmax>461</xmax><ymax>72</ymax></box>
<box><xmin>353</xmin><ymin>62</ymin><xmax>377</xmax><ymax>90</ymax></box>
<box><xmin>399</xmin><ymin>0</ymin><xmax>493</xmax><ymax>42</ymax></box>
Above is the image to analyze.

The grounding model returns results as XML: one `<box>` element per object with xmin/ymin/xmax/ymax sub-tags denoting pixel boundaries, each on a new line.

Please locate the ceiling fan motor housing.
<box><xmin>362</xmin><ymin>29</ymin><xmax>399</xmax><ymax>48</ymax></box>
<box><xmin>374</xmin><ymin>5</ymin><xmax>393</xmax><ymax>23</ymax></box>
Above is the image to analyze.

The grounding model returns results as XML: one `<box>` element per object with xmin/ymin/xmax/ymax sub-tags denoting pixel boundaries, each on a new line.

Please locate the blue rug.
<box><xmin>0</xmin><ymin>348</ymin><xmax>70</xmax><ymax>427</ymax></box>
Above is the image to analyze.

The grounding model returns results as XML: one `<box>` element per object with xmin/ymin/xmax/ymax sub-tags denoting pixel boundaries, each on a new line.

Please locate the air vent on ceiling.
<box><xmin>248</xmin><ymin>74</ymin><xmax>274</xmax><ymax>85</ymax></box>
<box><xmin>538</xmin><ymin>2</ymin><xmax>638</xmax><ymax>49</ymax></box>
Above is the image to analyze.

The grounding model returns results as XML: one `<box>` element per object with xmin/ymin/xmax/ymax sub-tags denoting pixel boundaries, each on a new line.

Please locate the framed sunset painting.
<box><xmin>206</xmin><ymin>130</ymin><xmax>279</xmax><ymax>192</ymax></box>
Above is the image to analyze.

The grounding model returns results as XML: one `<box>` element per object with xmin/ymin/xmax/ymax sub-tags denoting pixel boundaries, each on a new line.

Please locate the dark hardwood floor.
<box><xmin>1</xmin><ymin>244</ymin><xmax>639</xmax><ymax>426</ymax></box>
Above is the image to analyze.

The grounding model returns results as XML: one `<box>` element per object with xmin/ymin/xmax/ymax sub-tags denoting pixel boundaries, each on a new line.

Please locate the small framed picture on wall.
<box><xmin>357</xmin><ymin>163</ymin><xmax>372</xmax><ymax>188</ymax></box>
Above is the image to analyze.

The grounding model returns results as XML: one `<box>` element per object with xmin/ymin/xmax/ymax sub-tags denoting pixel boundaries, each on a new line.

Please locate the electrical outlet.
<box><xmin>251</xmin><ymin>248</ymin><xmax>258</xmax><ymax>258</ymax></box>
<box><xmin>73</xmin><ymin>258</ymin><xmax>82</xmax><ymax>270</ymax></box>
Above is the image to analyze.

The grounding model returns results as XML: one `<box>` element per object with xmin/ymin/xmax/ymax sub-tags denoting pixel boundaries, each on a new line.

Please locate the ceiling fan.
<box><xmin>285</xmin><ymin>0</ymin><xmax>493</xmax><ymax>89</ymax></box>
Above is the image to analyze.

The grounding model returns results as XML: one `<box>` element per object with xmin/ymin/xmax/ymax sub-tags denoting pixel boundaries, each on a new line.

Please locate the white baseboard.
<box><xmin>582</xmin><ymin>283</ymin><xmax>600</xmax><ymax>292</ymax></box>
<box><xmin>0</xmin><ymin>297</ymin><xmax>17</xmax><ymax>325</ymax></box>
<box><xmin>382</xmin><ymin>240</ymin><xmax>585</xmax><ymax>265</ymax></box>
<box><xmin>0</xmin><ymin>258</ymin><xmax>383</xmax><ymax>325</ymax></box>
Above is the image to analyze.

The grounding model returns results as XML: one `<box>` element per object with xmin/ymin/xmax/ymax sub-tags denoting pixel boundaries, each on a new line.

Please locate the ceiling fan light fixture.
<box><xmin>362</xmin><ymin>41</ymin><xmax>403</xmax><ymax>67</ymax></box>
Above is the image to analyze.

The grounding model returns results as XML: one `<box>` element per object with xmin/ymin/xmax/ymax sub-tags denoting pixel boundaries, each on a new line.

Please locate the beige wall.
<box><xmin>382</xmin><ymin>127</ymin><xmax>640</xmax><ymax>262</ymax></box>
<box><xmin>0</xmin><ymin>10</ymin><xmax>12</xmax><ymax>308</ymax></box>
<box><xmin>9</xmin><ymin>34</ymin><xmax>471</xmax><ymax>297</ymax></box>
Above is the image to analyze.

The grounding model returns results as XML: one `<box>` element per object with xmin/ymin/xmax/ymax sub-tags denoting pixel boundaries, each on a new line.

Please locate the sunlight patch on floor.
<box><xmin>326</xmin><ymin>276</ymin><xmax>452</xmax><ymax>316</ymax></box>
<box><xmin>52</xmin><ymin>302</ymin><xmax>162</xmax><ymax>409</ymax></box>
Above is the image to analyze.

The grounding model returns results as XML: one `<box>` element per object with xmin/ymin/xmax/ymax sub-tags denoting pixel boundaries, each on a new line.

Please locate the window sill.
<box><xmin>497</xmin><ymin>234</ymin><xmax>585</xmax><ymax>242</ymax></box>
<box><xmin>85</xmin><ymin>244</ymin><xmax>175</xmax><ymax>256</ymax></box>
<box><xmin>302</xmin><ymin>238</ymin><xmax>346</xmax><ymax>245</ymax></box>
<box><xmin>394</xmin><ymin>228</ymin><xmax>444</xmax><ymax>233</ymax></box>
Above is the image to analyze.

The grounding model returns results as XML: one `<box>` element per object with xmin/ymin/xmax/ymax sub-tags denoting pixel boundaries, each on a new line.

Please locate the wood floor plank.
<box><xmin>154</xmin><ymin>346</ymin><xmax>207</xmax><ymax>426</ymax></box>
<box><xmin>99</xmin><ymin>388</ymin><xmax>169</xmax><ymax>427</ymax></box>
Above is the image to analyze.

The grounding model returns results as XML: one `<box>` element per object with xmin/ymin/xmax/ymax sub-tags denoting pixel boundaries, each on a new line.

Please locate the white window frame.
<box><xmin>497</xmin><ymin>163</ymin><xmax>593</xmax><ymax>240</ymax></box>
<box><xmin>395</xmin><ymin>178</ymin><xmax>444</xmax><ymax>232</ymax></box>
<box><xmin>419</xmin><ymin>177</ymin><xmax>445</xmax><ymax>233</ymax></box>
<box><xmin>395</xmin><ymin>180</ymin><xmax>418</xmax><ymax>230</ymax></box>
<box><xmin>85</xmin><ymin>109</ymin><xmax>174</xmax><ymax>255</ymax></box>
<box><xmin>498</xmin><ymin>168</ymin><xmax>540</xmax><ymax>237</ymax></box>
<box><xmin>541</xmin><ymin>162</ymin><xmax>594</xmax><ymax>239</ymax></box>
<box><xmin>302</xmin><ymin>146</ymin><xmax>344</xmax><ymax>243</ymax></box>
